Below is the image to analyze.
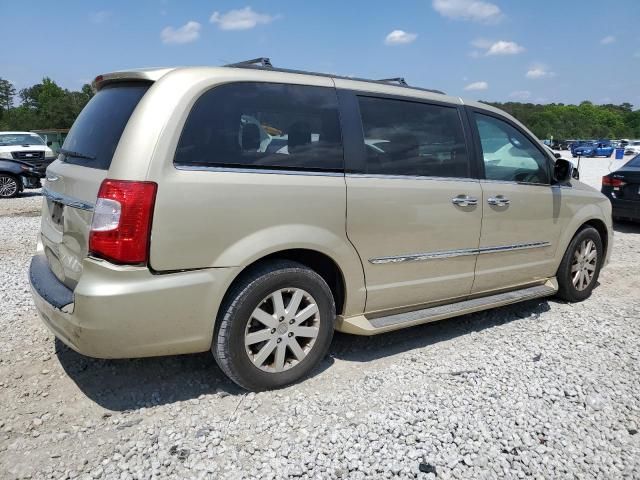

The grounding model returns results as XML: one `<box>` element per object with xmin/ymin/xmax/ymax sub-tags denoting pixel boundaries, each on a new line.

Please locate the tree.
<box><xmin>0</xmin><ymin>78</ymin><xmax>17</xmax><ymax>113</ymax></box>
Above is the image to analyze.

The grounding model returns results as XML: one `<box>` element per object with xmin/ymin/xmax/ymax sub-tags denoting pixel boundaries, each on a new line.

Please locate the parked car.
<box><xmin>551</xmin><ymin>139</ymin><xmax>568</xmax><ymax>150</ymax></box>
<box><xmin>602</xmin><ymin>154</ymin><xmax>640</xmax><ymax>222</ymax></box>
<box><xmin>29</xmin><ymin>61</ymin><xmax>613</xmax><ymax>391</ymax></box>
<box><xmin>572</xmin><ymin>141</ymin><xmax>614</xmax><ymax>158</ymax></box>
<box><xmin>31</xmin><ymin>129</ymin><xmax>70</xmax><ymax>154</ymax></box>
<box><xmin>0</xmin><ymin>131</ymin><xmax>58</xmax><ymax>198</ymax></box>
<box><xmin>624</xmin><ymin>140</ymin><xmax>640</xmax><ymax>156</ymax></box>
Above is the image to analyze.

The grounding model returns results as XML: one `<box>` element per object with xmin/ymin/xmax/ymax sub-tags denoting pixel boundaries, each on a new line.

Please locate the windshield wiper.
<box><xmin>60</xmin><ymin>148</ymin><xmax>96</xmax><ymax>160</ymax></box>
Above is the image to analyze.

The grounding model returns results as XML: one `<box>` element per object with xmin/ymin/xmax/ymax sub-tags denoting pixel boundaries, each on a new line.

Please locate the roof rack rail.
<box><xmin>223</xmin><ymin>57</ymin><xmax>445</xmax><ymax>95</ymax></box>
<box><xmin>377</xmin><ymin>77</ymin><xmax>408</xmax><ymax>86</ymax></box>
<box><xmin>225</xmin><ymin>57</ymin><xmax>273</xmax><ymax>68</ymax></box>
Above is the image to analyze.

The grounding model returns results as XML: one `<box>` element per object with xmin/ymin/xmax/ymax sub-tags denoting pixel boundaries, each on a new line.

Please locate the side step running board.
<box><xmin>337</xmin><ymin>279</ymin><xmax>558</xmax><ymax>336</ymax></box>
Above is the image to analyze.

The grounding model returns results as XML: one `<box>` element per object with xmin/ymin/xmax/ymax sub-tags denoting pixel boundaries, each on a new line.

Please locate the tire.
<box><xmin>212</xmin><ymin>260</ymin><xmax>336</xmax><ymax>391</ymax></box>
<box><xmin>0</xmin><ymin>174</ymin><xmax>20</xmax><ymax>198</ymax></box>
<box><xmin>556</xmin><ymin>227</ymin><xmax>603</xmax><ymax>302</ymax></box>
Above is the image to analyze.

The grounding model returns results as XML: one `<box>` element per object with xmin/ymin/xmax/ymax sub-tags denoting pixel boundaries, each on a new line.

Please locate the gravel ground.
<box><xmin>1</xmin><ymin>163</ymin><xmax>639</xmax><ymax>480</ymax></box>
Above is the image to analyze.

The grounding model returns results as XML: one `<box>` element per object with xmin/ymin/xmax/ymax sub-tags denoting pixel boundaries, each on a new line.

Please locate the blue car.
<box><xmin>572</xmin><ymin>141</ymin><xmax>614</xmax><ymax>158</ymax></box>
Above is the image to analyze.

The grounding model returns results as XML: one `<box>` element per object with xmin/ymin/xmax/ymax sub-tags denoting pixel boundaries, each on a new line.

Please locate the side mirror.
<box><xmin>553</xmin><ymin>152</ymin><xmax>561</xmax><ymax>159</ymax></box>
<box><xmin>553</xmin><ymin>158</ymin><xmax>572</xmax><ymax>184</ymax></box>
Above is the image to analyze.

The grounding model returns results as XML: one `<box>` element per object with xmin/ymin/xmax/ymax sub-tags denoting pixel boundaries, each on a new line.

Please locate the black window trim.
<box><xmin>466</xmin><ymin>106</ymin><xmax>553</xmax><ymax>186</ymax></box>
<box><xmin>173</xmin><ymin>81</ymin><xmax>346</xmax><ymax>176</ymax></box>
<box><xmin>338</xmin><ymin>89</ymin><xmax>478</xmax><ymax>180</ymax></box>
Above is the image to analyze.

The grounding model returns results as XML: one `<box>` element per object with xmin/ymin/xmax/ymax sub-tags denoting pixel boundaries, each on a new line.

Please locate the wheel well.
<box><xmin>227</xmin><ymin>249</ymin><xmax>346</xmax><ymax>315</ymax></box>
<box><xmin>582</xmin><ymin>219</ymin><xmax>608</xmax><ymax>258</ymax></box>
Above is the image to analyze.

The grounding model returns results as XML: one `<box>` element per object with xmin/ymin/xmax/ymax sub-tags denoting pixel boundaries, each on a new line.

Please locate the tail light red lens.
<box><xmin>89</xmin><ymin>180</ymin><xmax>157</xmax><ymax>265</ymax></box>
<box><xmin>602</xmin><ymin>176</ymin><xmax>625</xmax><ymax>187</ymax></box>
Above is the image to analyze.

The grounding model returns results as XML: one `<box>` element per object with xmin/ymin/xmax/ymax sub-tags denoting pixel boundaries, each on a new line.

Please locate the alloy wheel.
<box><xmin>0</xmin><ymin>175</ymin><xmax>18</xmax><ymax>198</ymax></box>
<box><xmin>571</xmin><ymin>239</ymin><xmax>598</xmax><ymax>291</ymax></box>
<box><xmin>244</xmin><ymin>288</ymin><xmax>320</xmax><ymax>373</ymax></box>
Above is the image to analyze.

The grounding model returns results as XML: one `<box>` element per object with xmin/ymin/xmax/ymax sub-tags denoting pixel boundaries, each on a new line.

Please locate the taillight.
<box><xmin>89</xmin><ymin>180</ymin><xmax>157</xmax><ymax>265</ymax></box>
<box><xmin>602</xmin><ymin>176</ymin><xmax>625</xmax><ymax>188</ymax></box>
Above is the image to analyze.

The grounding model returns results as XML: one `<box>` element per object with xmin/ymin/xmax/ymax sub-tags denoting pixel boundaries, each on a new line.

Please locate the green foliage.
<box><xmin>0</xmin><ymin>79</ymin><xmax>17</xmax><ymax>113</ymax></box>
<box><xmin>0</xmin><ymin>77</ymin><xmax>93</xmax><ymax>131</ymax></box>
<box><xmin>484</xmin><ymin>101</ymin><xmax>640</xmax><ymax>139</ymax></box>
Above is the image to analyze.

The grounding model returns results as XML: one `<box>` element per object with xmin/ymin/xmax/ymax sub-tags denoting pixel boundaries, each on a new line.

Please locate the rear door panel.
<box><xmin>346</xmin><ymin>176</ymin><xmax>482</xmax><ymax>312</ymax></box>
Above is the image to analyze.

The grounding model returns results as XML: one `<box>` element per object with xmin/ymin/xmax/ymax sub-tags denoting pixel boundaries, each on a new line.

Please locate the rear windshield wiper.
<box><xmin>60</xmin><ymin>148</ymin><xmax>96</xmax><ymax>160</ymax></box>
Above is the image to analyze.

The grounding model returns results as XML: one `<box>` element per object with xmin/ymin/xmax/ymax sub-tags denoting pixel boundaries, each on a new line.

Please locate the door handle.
<box><xmin>487</xmin><ymin>195</ymin><xmax>510</xmax><ymax>206</ymax></box>
<box><xmin>452</xmin><ymin>195</ymin><xmax>478</xmax><ymax>207</ymax></box>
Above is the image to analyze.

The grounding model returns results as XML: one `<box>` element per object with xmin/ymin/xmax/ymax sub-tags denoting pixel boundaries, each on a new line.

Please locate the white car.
<box><xmin>0</xmin><ymin>131</ymin><xmax>57</xmax><ymax>198</ymax></box>
<box><xmin>624</xmin><ymin>140</ymin><xmax>640</xmax><ymax>156</ymax></box>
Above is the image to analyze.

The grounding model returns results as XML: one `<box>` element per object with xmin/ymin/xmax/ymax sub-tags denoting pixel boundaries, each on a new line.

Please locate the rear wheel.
<box><xmin>556</xmin><ymin>227</ymin><xmax>603</xmax><ymax>302</ymax></box>
<box><xmin>212</xmin><ymin>260</ymin><xmax>335</xmax><ymax>391</ymax></box>
<box><xmin>0</xmin><ymin>174</ymin><xmax>20</xmax><ymax>198</ymax></box>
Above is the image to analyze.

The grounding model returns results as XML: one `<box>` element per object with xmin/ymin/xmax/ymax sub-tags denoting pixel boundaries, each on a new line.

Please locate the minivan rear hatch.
<box><xmin>40</xmin><ymin>82</ymin><xmax>150</xmax><ymax>290</ymax></box>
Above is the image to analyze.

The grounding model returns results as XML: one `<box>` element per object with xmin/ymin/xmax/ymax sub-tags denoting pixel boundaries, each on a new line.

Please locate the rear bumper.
<box><xmin>610</xmin><ymin>199</ymin><xmax>640</xmax><ymax>221</ymax></box>
<box><xmin>29</xmin><ymin>253</ymin><xmax>239</xmax><ymax>358</ymax></box>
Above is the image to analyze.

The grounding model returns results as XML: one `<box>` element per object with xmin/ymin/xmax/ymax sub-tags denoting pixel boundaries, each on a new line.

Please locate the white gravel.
<box><xmin>0</xmin><ymin>168</ymin><xmax>639</xmax><ymax>479</ymax></box>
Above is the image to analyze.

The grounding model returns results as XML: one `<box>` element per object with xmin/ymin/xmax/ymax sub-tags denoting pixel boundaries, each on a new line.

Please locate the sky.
<box><xmin>3</xmin><ymin>0</ymin><xmax>640</xmax><ymax>107</ymax></box>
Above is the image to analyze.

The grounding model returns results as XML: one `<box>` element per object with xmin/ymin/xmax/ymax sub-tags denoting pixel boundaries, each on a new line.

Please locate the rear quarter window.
<box><xmin>62</xmin><ymin>82</ymin><xmax>150</xmax><ymax>170</ymax></box>
<box><xmin>174</xmin><ymin>82</ymin><xmax>344</xmax><ymax>172</ymax></box>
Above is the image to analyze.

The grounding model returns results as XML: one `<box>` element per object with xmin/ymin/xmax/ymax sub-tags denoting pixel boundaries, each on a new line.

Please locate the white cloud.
<box><xmin>161</xmin><ymin>21</ymin><xmax>201</xmax><ymax>45</ymax></box>
<box><xmin>464</xmin><ymin>81</ymin><xmax>488</xmax><ymax>91</ymax></box>
<box><xmin>526</xmin><ymin>64</ymin><xmax>555</xmax><ymax>79</ymax></box>
<box><xmin>90</xmin><ymin>11</ymin><xmax>111</xmax><ymax>24</ymax></box>
<box><xmin>509</xmin><ymin>90</ymin><xmax>531</xmax><ymax>100</ymax></box>
<box><xmin>600</xmin><ymin>35</ymin><xmax>616</xmax><ymax>45</ymax></box>
<box><xmin>471</xmin><ymin>39</ymin><xmax>524</xmax><ymax>56</ymax></box>
<box><xmin>384</xmin><ymin>30</ymin><xmax>418</xmax><ymax>45</ymax></box>
<box><xmin>486</xmin><ymin>40</ymin><xmax>524</xmax><ymax>56</ymax></box>
<box><xmin>432</xmin><ymin>0</ymin><xmax>503</xmax><ymax>24</ymax></box>
<box><xmin>210</xmin><ymin>7</ymin><xmax>277</xmax><ymax>31</ymax></box>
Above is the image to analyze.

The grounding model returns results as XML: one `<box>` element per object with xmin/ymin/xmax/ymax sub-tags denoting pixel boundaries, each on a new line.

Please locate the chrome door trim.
<box><xmin>347</xmin><ymin>173</ymin><xmax>479</xmax><ymax>182</ymax></box>
<box><xmin>369</xmin><ymin>241</ymin><xmax>551</xmax><ymax>265</ymax></box>
<box><xmin>175</xmin><ymin>165</ymin><xmax>344</xmax><ymax>177</ymax></box>
<box><xmin>42</xmin><ymin>188</ymin><xmax>95</xmax><ymax>211</ymax></box>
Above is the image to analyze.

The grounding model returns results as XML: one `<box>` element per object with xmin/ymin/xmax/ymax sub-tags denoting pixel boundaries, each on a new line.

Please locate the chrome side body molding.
<box><xmin>369</xmin><ymin>241</ymin><xmax>551</xmax><ymax>265</ymax></box>
<box><xmin>42</xmin><ymin>188</ymin><xmax>95</xmax><ymax>212</ymax></box>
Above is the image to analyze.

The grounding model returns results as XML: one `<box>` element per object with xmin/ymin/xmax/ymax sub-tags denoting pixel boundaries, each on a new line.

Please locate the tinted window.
<box><xmin>627</xmin><ymin>154</ymin><xmax>640</xmax><ymax>167</ymax></box>
<box><xmin>175</xmin><ymin>83</ymin><xmax>343</xmax><ymax>172</ymax></box>
<box><xmin>62</xmin><ymin>83</ymin><xmax>149</xmax><ymax>170</ymax></box>
<box><xmin>357</xmin><ymin>96</ymin><xmax>469</xmax><ymax>178</ymax></box>
<box><xmin>475</xmin><ymin>113</ymin><xmax>550</xmax><ymax>184</ymax></box>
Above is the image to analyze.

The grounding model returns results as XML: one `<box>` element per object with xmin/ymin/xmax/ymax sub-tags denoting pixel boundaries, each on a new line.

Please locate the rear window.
<box><xmin>61</xmin><ymin>82</ymin><xmax>150</xmax><ymax>170</ymax></box>
<box><xmin>174</xmin><ymin>82</ymin><xmax>344</xmax><ymax>172</ymax></box>
<box><xmin>627</xmin><ymin>155</ymin><xmax>640</xmax><ymax>167</ymax></box>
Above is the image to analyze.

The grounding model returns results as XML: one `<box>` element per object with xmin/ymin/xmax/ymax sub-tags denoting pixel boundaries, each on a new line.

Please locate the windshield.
<box><xmin>62</xmin><ymin>82</ymin><xmax>150</xmax><ymax>170</ymax></box>
<box><xmin>0</xmin><ymin>133</ymin><xmax>45</xmax><ymax>146</ymax></box>
<box><xmin>631</xmin><ymin>141</ymin><xmax>640</xmax><ymax>146</ymax></box>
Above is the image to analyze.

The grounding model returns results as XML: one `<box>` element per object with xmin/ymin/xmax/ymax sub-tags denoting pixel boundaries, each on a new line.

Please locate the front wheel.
<box><xmin>0</xmin><ymin>174</ymin><xmax>20</xmax><ymax>198</ymax></box>
<box><xmin>556</xmin><ymin>227</ymin><xmax>603</xmax><ymax>302</ymax></box>
<box><xmin>212</xmin><ymin>260</ymin><xmax>336</xmax><ymax>391</ymax></box>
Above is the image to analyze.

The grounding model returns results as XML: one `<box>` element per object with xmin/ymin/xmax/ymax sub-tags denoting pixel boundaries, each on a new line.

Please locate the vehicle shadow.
<box><xmin>56</xmin><ymin>298</ymin><xmax>550</xmax><ymax>411</ymax></box>
<box><xmin>613</xmin><ymin>220</ymin><xmax>640</xmax><ymax>234</ymax></box>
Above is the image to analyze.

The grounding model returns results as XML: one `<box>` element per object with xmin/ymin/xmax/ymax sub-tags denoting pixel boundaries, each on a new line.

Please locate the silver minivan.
<box><xmin>30</xmin><ymin>59</ymin><xmax>612</xmax><ymax>391</ymax></box>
